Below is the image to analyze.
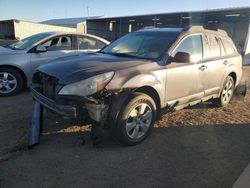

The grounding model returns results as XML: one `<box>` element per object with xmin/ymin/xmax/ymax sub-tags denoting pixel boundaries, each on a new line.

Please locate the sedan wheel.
<box><xmin>0</xmin><ymin>72</ymin><xmax>18</xmax><ymax>94</ymax></box>
<box><xmin>0</xmin><ymin>67</ymin><xmax>23</xmax><ymax>96</ymax></box>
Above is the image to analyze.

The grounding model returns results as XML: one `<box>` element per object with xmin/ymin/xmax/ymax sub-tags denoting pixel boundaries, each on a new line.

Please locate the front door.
<box><xmin>30</xmin><ymin>35</ymin><xmax>75</xmax><ymax>73</ymax></box>
<box><xmin>165</xmin><ymin>34</ymin><xmax>204</xmax><ymax>106</ymax></box>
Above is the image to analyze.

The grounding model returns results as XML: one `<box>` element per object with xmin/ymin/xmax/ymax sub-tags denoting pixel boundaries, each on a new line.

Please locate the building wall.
<box><xmin>76</xmin><ymin>22</ymin><xmax>86</xmax><ymax>33</ymax></box>
<box><xmin>87</xmin><ymin>20</ymin><xmax>108</xmax><ymax>39</ymax></box>
<box><xmin>243</xmin><ymin>21</ymin><xmax>250</xmax><ymax>65</ymax></box>
<box><xmin>13</xmin><ymin>20</ymin><xmax>76</xmax><ymax>40</ymax></box>
<box><xmin>0</xmin><ymin>39</ymin><xmax>18</xmax><ymax>46</ymax></box>
<box><xmin>0</xmin><ymin>21</ymin><xmax>15</xmax><ymax>39</ymax></box>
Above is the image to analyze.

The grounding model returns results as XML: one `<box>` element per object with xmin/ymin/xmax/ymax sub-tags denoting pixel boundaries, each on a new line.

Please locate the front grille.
<box><xmin>33</xmin><ymin>71</ymin><xmax>58</xmax><ymax>100</ymax></box>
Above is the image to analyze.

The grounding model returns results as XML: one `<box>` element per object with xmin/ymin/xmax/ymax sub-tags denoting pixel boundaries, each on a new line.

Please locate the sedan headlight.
<box><xmin>58</xmin><ymin>72</ymin><xmax>114</xmax><ymax>96</ymax></box>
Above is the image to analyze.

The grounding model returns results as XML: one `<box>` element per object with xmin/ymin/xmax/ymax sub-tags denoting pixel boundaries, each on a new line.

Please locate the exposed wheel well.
<box><xmin>135</xmin><ymin>86</ymin><xmax>161</xmax><ymax>119</ymax></box>
<box><xmin>229</xmin><ymin>72</ymin><xmax>237</xmax><ymax>85</ymax></box>
<box><xmin>0</xmin><ymin>65</ymin><xmax>27</xmax><ymax>88</ymax></box>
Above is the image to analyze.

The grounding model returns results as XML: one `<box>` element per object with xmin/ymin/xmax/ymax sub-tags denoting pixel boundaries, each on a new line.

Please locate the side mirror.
<box><xmin>171</xmin><ymin>52</ymin><xmax>191</xmax><ymax>63</ymax></box>
<box><xmin>35</xmin><ymin>45</ymin><xmax>47</xmax><ymax>53</ymax></box>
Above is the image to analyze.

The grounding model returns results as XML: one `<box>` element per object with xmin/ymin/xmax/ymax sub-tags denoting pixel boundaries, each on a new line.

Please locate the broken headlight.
<box><xmin>58</xmin><ymin>72</ymin><xmax>114</xmax><ymax>97</ymax></box>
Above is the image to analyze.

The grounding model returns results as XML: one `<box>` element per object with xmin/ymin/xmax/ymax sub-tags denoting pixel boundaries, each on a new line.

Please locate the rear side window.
<box><xmin>221</xmin><ymin>38</ymin><xmax>236</xmax><ymax>55</ymax></box>
<box><xmin>77</xmin><ymin>36</ymin><xmax>106</xmax><ymax>50</ymax></box>
<box><xmin>204</xmin><ymin>35</ymin><xmax>221</xmax><ymax>58</ymax></box>
<box><xmin>218</xmin><ymin>38</ymin><xmax>226</xmax><ymax>56</ymax></box>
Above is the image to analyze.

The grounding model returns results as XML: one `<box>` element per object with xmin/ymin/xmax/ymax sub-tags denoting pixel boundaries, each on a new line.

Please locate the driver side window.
<box><xmin>41</xmin><ymin>36</ymin><xmax>72</xmax><ymax>51</ymax></box>
<box><xmin>173</xmin><ymin>35</ymin><xmax>203</xmax><ymax>63</ymax></box>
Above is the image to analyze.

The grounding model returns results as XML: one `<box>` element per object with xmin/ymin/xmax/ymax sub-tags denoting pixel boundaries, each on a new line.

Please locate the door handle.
<box><xmin>199</xmin><ymin>65</ymin><xmax>207</xmax><ymax>71</ymax></box>
<box><xmin>223</xmin><ymin>60</ymin><xmax>229</xmax><ymax>66</ymax></box>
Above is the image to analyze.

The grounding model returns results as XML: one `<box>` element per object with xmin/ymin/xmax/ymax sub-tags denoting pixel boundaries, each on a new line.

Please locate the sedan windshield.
<box><xmin>8</xmin><ymin>33</ymin><xmax>51</xmax><ymax>50</ymax></box>
<box><xmin>101</xmin><ymin>31</ymin><xmax>179</xmax><ymax>60</ymax></box>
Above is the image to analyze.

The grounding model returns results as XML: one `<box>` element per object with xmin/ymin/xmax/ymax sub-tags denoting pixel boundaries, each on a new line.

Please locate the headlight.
<box><xmin>58</xmin><ymin>72</ymin><xmax>114</xmax><ymax>96</ymax></box>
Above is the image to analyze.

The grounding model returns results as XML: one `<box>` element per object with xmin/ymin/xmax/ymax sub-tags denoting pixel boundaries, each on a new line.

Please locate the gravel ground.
<box><xmin>156</xmin><ymin>93</ymin><xmax>250</xmax><ymax>128</ymax></box>
<box><xmin>0</xmin><ymin>90</ymin><xmax>249</xmax><ymax>157</ymax></box>
<box><xmin>0</xmin><ymin>67</ymin><xmax>249</xmax><ymax>188</ymax></box>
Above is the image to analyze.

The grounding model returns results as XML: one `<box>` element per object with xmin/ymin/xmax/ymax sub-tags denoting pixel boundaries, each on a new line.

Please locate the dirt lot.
<box><xmin>0</xmin><ymin>89</ymin><xmax>250</xmax><ymax>158</ymax></box>
<box><xmin>0</xmin><ymin>68</ymin><xmax>250</xmax><ymax>188</ymax></box>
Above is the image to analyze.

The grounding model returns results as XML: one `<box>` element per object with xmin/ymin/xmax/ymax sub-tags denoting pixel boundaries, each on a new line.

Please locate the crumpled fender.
<box><xmin>106</xmin><ymin>69</ymin><xmax>166</xmax><ymax>108</ymax></box>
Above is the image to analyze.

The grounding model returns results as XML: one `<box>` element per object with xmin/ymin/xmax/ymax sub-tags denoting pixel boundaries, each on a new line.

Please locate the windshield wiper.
<box><xmin>108</xmin><ymin>52</ymin><xmax>136</xmax><ymax>58</ymax></box>
<box><xmin>98</xmin><ymin>51</ymin><xmax>148</xmax><ymax>59</ymax></box>
<box><xmin>97</xmin><ymin>51</ymin><xmax>106</xmax><ymax>54</ymax></box>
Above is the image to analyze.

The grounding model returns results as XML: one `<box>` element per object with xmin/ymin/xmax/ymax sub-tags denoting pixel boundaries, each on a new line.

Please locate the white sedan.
<box><xmin>0</xmin><ymin>32</ymin><xmax>109</xmax><ymax>96</ymax></box>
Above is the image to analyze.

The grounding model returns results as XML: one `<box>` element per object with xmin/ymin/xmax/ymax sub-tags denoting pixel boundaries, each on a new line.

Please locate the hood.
<box><xmin>38</xmin><ymin>53</ymin><xmax>153</xmax><ymax>84</ymax></box>
<box><xmin>0</xmin><ymin>46</ymin><xmax>25</xmax><ymax>55</ymax></box>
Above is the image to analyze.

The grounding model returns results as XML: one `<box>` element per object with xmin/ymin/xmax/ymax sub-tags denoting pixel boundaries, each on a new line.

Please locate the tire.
<box><xmin>0</xmin><ymin>67</ymin><xmax>23</xmax><ymax>96</ymax></box>
<box><xmin>213</xmin><ymin>76</ymin><xmax>235</xmax><ymax>107</ymax></box>
<box><xmin>115</xmin><ymin>92</ymin><xmax>157</xmax><ymax>146</ymax></box>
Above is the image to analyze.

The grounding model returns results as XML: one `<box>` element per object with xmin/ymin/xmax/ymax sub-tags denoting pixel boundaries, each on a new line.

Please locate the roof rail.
<box><xmin>183</xmin><ymin>26</ymin><xmax>228</xmax><ymax>36</ymax></box>
<box><xmin>217</xmin><ymin>29</ymin><xmax>228</xmax><ymax>36</ymax></box>
<box><xmin>183</xmin><ymin>25</ymin><xmax>204</xmax><ymax>32</ymax></box>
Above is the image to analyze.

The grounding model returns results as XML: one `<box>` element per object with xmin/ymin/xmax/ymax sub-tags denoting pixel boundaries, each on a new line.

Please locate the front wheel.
<box><xmin>213</xmin><ymin>76</ymin><xmax>235</xmax><ymax>107</ymax></box>
<box><xmin>115</xmin><ymin>92</ymin><xmax>157</xmax><ymax>145</ymax></box>
<box><xmin>0</xmin><ymin>67</ymin><xmax>23</xmax><ymax>97</ymax></box>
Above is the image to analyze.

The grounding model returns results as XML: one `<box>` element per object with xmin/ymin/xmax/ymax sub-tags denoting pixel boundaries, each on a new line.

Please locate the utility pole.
<box><xmin>87</xmin><ymin>6</ymin><xmax>90</xmax><ymax>18</ymax></box>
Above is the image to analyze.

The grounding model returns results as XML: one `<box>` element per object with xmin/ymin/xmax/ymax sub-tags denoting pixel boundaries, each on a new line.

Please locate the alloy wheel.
<box><xmin>125</xmin><ymin>103</ymin><xmax>153</xmax><ymax>139</ymax></box>
<box><xmin>0</xmin><ymin>72</ymin><xmax>18</xmax><ymax>94</ymax></box>
<box><xmin>222</xmin><ymin>79</ymin><xmax>234</xmax><ymax>103</ymax></box>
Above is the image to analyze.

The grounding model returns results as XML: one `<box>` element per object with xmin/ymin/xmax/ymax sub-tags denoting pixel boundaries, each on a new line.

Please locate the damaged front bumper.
<box><xmin>85</xmin><ymin>102</ymin><xmax>109</xmax><ymax>123</ymax></box>
<box><xmin>30</xmin><ymin>87</ymin><xmax>78</xmax><ymax>118</ymax></box>
<box><xmin>29</xmin><ymin>86</ymin><xmax>111</xmax><ymax>147</ymax></box>
<box><xmin>30</xmin><ymin>86</ymin><xmax>109</xmax><ymax>123</ymax></box>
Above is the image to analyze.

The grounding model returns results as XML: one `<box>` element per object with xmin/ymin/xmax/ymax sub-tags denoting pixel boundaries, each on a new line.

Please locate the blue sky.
<box><xmin>0</xmin><ymin>0</ymin><xmax>249</xmax><ymax>22</ymax></box>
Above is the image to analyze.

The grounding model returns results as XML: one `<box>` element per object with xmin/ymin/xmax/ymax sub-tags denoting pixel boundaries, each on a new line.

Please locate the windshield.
<box><xmin>101</xmin><ymin>31</ymin><xmax>179</xmax><ymax>60</ymax></box>
<box><xmin>8</xmin><ymin>33</ymin><xmax>51</xmax><ymax>50</ymax></box>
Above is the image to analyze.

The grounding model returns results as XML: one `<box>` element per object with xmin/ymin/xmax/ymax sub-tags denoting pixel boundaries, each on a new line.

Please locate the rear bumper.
<box><xmin>30</xmin><ymin>87</ymin><xmax>77</xmax><ymax>118</ymax></box>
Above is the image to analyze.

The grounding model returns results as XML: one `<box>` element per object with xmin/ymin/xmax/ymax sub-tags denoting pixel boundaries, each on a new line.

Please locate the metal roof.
<box><xmin>41</xmin><ymin>16</ymin><xmax>104</xmax><ymax>26</ymax></box>
<box><xmin>87</xmin><ymin>7</ymin><xmax>250</xmax><ymax>21</ymax></box>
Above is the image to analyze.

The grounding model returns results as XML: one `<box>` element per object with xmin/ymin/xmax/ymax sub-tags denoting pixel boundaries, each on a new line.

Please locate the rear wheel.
<box><xmin>213</xmin><ymin>76</ymin><xmax>235</xmax><ymax>107</ymax></box>
<box><xmin>115</xmin><ymin>92</ymin><xmax>156</xmax><ymax>145</ymax></box>
<box><xmin>0</xmin><ymin>67</ymin><xmax>23</xmax><ymax>96</ymax></box>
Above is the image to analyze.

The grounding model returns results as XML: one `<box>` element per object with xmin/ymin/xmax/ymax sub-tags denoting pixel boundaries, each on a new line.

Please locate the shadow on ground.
<box><xmin>1</xmin><ymin>123</ymin><xmax>250</xmax><ymax>188</ymax></box>
<box><xmin>0</xmin><ymin>86</ymin><xmax>250</xmax><ymax>188</ymax></box>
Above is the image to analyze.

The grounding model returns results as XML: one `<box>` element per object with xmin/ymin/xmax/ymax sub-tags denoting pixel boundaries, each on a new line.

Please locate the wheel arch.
<box><xmin>228</xmin><ymin>72</ymin><xmax>237</xmax><ymax>86</ymax></box>
<box><xmin>0</xmin><ymin>65</ymin><xmax>27</xmax><ymax>88</ymax></box>
<box><xmin>134</xmin><ymin>86</ymin><xmax>161</xmax><ymax>120</ymax></box>
<box><xmin>108</xmin><ymin>85</ymin><xmax>162</xmax><ymax>129</ymax></box>
<box><xmin>218</xmin><ymin>71</ymin><xmax>238</xmax><ymax>97</ymax></box>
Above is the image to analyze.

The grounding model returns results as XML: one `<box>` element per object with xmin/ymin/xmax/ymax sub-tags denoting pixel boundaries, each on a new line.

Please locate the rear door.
<box><xmin>76</xmin><ymin>35</ymin><xmax>107</xmax><ymax>54</ymax></box>
<box><xmin>199</xmin><ymin>34</ymin><xmax>228</xmax><ymax>97</ymax></box>
<box><xmin>165</xmin><ymin>34</ymin><xmax>204</xmax><ymax>106</ymax></box>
